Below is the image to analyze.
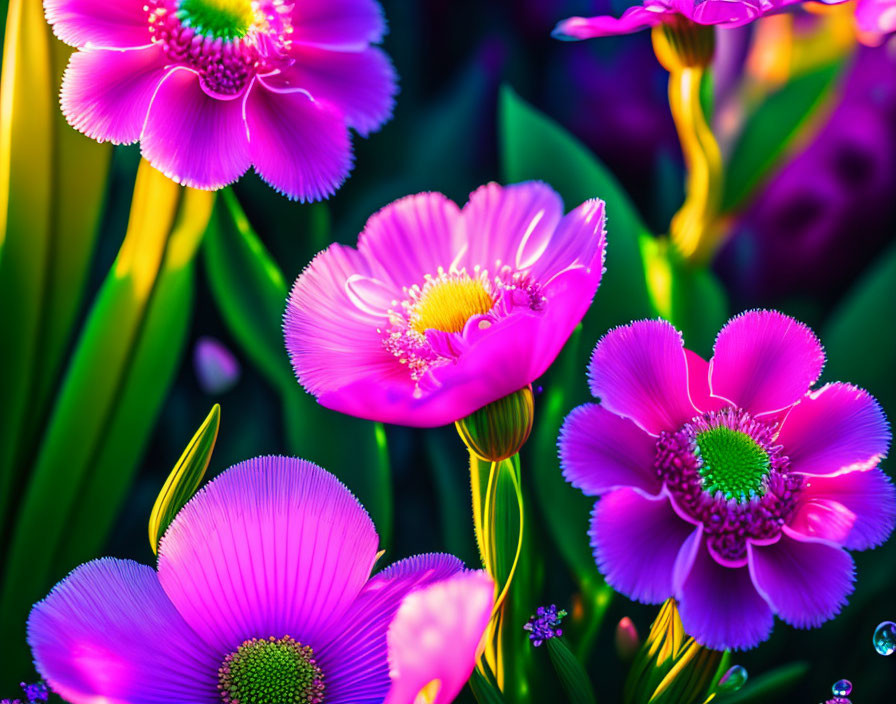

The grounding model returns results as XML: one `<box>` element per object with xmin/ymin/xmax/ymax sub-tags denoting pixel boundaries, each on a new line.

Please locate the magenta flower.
<box><xmin>559</xmin><ymin>310</ymin><xmax>894</xmax><ymax>650</ymax></box>
<box><xmin>45</xmin><ymin>0</ymin><xmax>397</xmax><ymax>199</ymax></box>
<box><xmin>553</xmin><ymin>0</ymin><xmax>848</xmax><ymax>39</ymax></box>
<box><xmin>856</xmin><ymin>0</ymin><xmax>896</xmax><ymax>36</ymax></box>
<box><xmin>284</xmin><ymin>182</ymin><xmax>607</xmax><ymax>427</ymax></box>
<box><xmin>28</xmin><ymin>456</ymin><xmax>484</xmax><ymax>703</ymax></box>
<box><xmin>384</xmin><ymin>571</ymin><xmax>494</xmax><ymax>704</ymax></box>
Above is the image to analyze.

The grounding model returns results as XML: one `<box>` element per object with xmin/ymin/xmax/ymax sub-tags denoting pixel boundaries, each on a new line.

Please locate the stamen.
<box><xmin>217</xmin><ymin>636</ymin><xmax>325</xmax><ymax>704</ymax></box>
<box><xmin>176</xmin><ymin>0</ymin><xmax>256</xmax><ymax>40</ymax></box>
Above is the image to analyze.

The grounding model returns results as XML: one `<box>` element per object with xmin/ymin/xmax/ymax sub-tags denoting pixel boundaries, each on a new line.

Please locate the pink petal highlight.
<box><xmin>28</xmin><ymin>559</ymin><xmax>219</xmax><ymax>704</ymax></box>
<box><xmin>685</xmin><ymin>349</ymin><xmax>729</xmax><ymax>413</ymax></box>
<box><xmin>676</xmin><ymin>544</ymin><xmax>774</xmax><ymax>650</ymax></box>
<box><xmin>710</xmin><ymin>310</ymin><xmax>825</xmax><ymax>416</ymax></box>
<box><xmin>246</xmin><ymin>84</ymin><xmax>353</xmax><ymax>201</ymax></box>
<box><xmin>749</xmin><ymin>528</ymin><xmax>855</xmax><ymax>628</ymax></box>
<box><xmin>271</xmin><ymin>46</ymin><xmax>397</xmax><ymax>136</ymax></box>
<box><xmin>289</xmin><ymin>0</ymin><xmax>386</xmax><ymax>50</ymax></box>
<box><xmin>530</xmin><ymin>198</ymin><xmax>606</xmax><ymax>282</ymax></box>
<box><xmin>457</xmin><ymin>182</ymin><xmax>564</xmax><ymax>274</ymax></box>
<box><xmin>384</xmin><ymin>571</ymin><xmax>494</xmax><ymax>704</ymax></box>
<box><xmin>795</xmin><ymin>469</ymin><xmax>896</xmax><ymax>550</ymax></box>
<box><xmin>356</xmin><ymin>192</ymin><xmax>462</xmax><ymax>290</ymax></box>
<box><xmin>590</xmin><ymin>488</ymin><xmax>695</xmax><ymax>604</ymax></box>
<box><xmin>60</xmin><ymin>45</ymin><xmax>167</xmax><ymax>145</ymax></box>
<box><xmin>44</xmin><ymin>0</ymin><xmax>151</xmax><ymax>49</ymax></box>
<box><xmin>777</xmin><ymin>382</ymin><xmax>890</xmax><ymax>477</ymax></box>
<box><xmin>141</xmin><ymin>68</ymin><xmax>251</xmax><ymax>190</ymax></box>
<box><xmin>588</xmin><ymin>319</ymin><xmax>699</xmax><ymax>435</ymax></box>
<box><xmin>788</xmin><ymin>498</ymin><xmax>857</xmax><ymax>546</ymax></box>
<box><xmin>319</xmin><ymin>554</ymin><xmax>465</xmax><ymax>704</ymax></box>
<box><xmin>157</xmin><ymin>456</ymin><xmax>379</xmax><ymax>653</ymax></box>
<box><xmin>856</xmin><ymin>0</ymin><xmax>896</xmax><ymax>34</ymax></box>
<box><xmin>559</xmin><ymin>403</ymin><xmax>662</xmax><ymax>496</ymax></box>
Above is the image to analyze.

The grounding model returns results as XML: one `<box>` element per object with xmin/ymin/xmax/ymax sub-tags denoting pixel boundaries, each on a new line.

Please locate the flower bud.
<box><xmin>456</xmin><ymin>385</ymin><xmax>535</xmax><ymax>462</ymax></box>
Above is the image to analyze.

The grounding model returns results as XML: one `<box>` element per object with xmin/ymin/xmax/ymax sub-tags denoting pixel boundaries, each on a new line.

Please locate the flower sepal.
<box><xmin>456</xmin><ymin>386</ymin><xmax>535</xmax><ymax>462</ymax></box>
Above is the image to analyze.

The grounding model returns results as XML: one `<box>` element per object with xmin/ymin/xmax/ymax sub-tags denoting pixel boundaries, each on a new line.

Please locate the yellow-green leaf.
<box><xmin>149</xmin><ymin>404</ymin><xmax>221</xmax><ymax>554</ymax></box>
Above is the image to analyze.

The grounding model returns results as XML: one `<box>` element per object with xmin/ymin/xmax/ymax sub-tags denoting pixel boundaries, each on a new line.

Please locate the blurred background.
<box><xmin>1</xmin><ymin>0</ymin><xmax>895</xmax><ymax>702</ymax></box>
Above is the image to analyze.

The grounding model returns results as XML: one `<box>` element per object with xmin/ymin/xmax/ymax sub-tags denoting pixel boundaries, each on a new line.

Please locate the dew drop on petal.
<box><xmin>718</xmin><ymin>664</ymin><xmax>748</xmax><ymax>692</ymax></box>
<box><xmin>873</xmin><ymin>621</ymin><xmax>896</xmax><ymax>656</ymax></box>
<box><xmin>832</xmin><ymin>679</ymin><xmax>852</xmax><ymax>696</ymax></box>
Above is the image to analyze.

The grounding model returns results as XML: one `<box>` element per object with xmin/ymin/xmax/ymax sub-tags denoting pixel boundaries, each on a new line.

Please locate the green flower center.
<box><xmin>176</xmin><ymin>0</ymin><xmax>256</xmax><ymax>40</ymax></box>
<box><xmin>217</xmin><ymin>636</ymin><xmax>325</xmax><ymax>704</ymax></box>
<box><xmin>695</xmin><ymin>426</ymin><xmax>770</xmax><ymax>502</ymax></box>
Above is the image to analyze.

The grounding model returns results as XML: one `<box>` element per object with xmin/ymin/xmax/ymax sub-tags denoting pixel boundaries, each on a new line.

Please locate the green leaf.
<box><xmin>823</xmin><ymin>240</ymin><xmax>896</xmax><ymax>415</ymax></box>
<box><xmin>714</xmin><ymin>662</ymin><xmax>808</xmax><ymax>704</ymax></box>
<box><xmin>204</xmin><ymin>192</ymin><xmax>393</xmax><ymax>546</ymax></box>
<box><xmin>0</xmin><ymin>163</ymin><xmax>212</xmax><ymax>686</ymax></box>
<box><xmin>546</xmin><ymin>638</ymin><xmax>597</xmax><ymax>704</ymax></box>
<box><xmin>203</xmin><ymin>189</ymin><xmax>294</xmax><ymax>392</ymax></box>
<box><xmin>470</xmin><ymin>667</ymin><xmax>508</xmax><ymax>704</ymax></box>
<box><xmin>0</xmin><ymin>0</ymin><xmax>110</xmax><ymax>541</ymax></box>
<box><xmin>721</xmin><ymin>62</ymin><xmax>842</xmax><ymax>213</ymax></box>
<box><xmin>148</xmin><ymin>404</ymin><xmax>221</xmax><ymax>554</ymax></box>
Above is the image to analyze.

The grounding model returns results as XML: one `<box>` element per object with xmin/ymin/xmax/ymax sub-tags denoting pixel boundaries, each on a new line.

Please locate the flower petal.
<box><xmin>855</xmin><ymin>0</ymin><xmax>896</xmax><ymax>34</ymax></box>
<box><xmin>141</xmin><ymin>68</ymin><xmax>251</xmax><ymax>190</ymax></box>
<box><xmin>285</xmin><ymin>243</ymin><xmax>406</xmax><ymax>400</ymax></box>
<box><xmin>588</xmin><ymin>319</ymin><xmax>698</xmax><ymax>435</ymax></box>
<box><xmin>710</xmin><ymin>310</ymin><xmax>825</xmax><ymax>416</ymax></box>
<box><xmin>456</xmin><ymin>182</ymin><xmax>565</xmax><ymax>274</ymax></box>
<box><xmin>271</xmin><ymin>46</ymin><xmax>397</xmax><ymax>136</ymax></box>
<box><xmin>590</xmin><ymin>488</ymin><xmax>694</xmax><ymax>604</ymax></box>
<box><xmin>45</xmin><ymin>0</ymin><xmax>151</xmax><ymax>49</ymax></box>
<box><xmin>559</xmin><ymin>403</ymin><xmax>661</xmax><ymax>496</ymax></box>
<box><xmin>749</xmin><ymin>528</ymin><xmax>854</xmax><ymax>628</ymax></box>
<box><xmin>384</xmin><ymin>571</ymin><xmax>494</xmax><ymax>704</ymax></box>
<box><xmin>157</xmin><ymin>456</ymin><xmax>379</xmax><ymax>653</ymax></box>
<box><xmin>685</xmin><ymin>350</ymin><xmax>729</xmax><ymax>413</ymax></box>
<box><xmin>777</xmin><ymin>382</ymin><xmax>890</xmax><ymax>477</ymax></box>
<box><xmin>290</xmin><ymin>0</ymin><xmax>386</xmax><ymax>50</ymax></box>
<box><xmin>317</xmin><ymin>554</ymin><xmax>465</xmax><ymax>704</ymax></box>
<box><xmin>529</xmin><ymin>198</ymin><xmax>606</xmax><ymax>281</ymax></box>
<box><xmin>676</xmin><ymin>544</ymin><xmax>774</xmax><ymax>650</ymax></box>
<box><xmin>28</xmin><ymin>559</ymin><xmax>219</xmax><ymax>704</ymax></box>
<box><xmin>61</xmin><ymin>45</ymin><xmax>167</xmax><ymax>145</ymax></box>
<box><xmin>552</xmin><ymin>8</ymin><xmax>668</xmax><ymax>40</ymax></box>
<box><xmin>356</xmin><ymin>192</ymin><xmax>462</xmax><ymax>290</ymax></box>
<box><xmin>794</xmin><ymin>469</ymin><xmax>896</xmax><ymax>550</ymax></box>
<box><xmin>245</xmin><ymin>84</ymin><xmax>352</xmax><ymax>201</ymax></box>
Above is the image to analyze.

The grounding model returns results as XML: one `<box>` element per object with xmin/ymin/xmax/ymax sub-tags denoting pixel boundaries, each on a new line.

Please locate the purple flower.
<box><xmin>559</xmin><ymin>310</ymin><xmax>895</xmax><ymax>650</ymax></box>
<box><xmin>194</xmin><ymin>336</ymin><xmax>241</xmax><ymax>394</ymax></box>
<box><xmin>28</xmin><ymin>456</ymin><xmax>480</xmax><ymax>703</ymax></box>
<box><xmin>45</xmin><ymin>0</ymin><xmax>397</xmax><ymax>199</ymax></box>
<box><xmin>553</xmin><ymin>0</ymin><xmax>849</xmax><ymax>39</ymax></box>
<box><xmin>524</xmin><ymin>604</ymin><xmax>567</xmax><ymax>647</ymax></box>
<box><xmin>284</xmin><ymin>182</ymin><xmax>607</xmax><ymax>427</ymax></box>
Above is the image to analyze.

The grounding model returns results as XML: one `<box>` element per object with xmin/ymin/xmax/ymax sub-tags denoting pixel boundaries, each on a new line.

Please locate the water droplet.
<box><xmin>718</xmin><ymin>664</ymin><xmax>748</xmax><ymax>692</ymax></box>
<box><xmin>873</xmin><ymin>621</ymin><xmax>896</xmax><ymax>656</ymax></box>
<box><xmin>832</xmin><ymin>679</ymin><xmax>852</xmax><ymax>696</ymax></box>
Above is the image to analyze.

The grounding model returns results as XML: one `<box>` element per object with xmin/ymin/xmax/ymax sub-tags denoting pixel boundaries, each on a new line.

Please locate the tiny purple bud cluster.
<box><xmin>1</xmin><ymin>681</ymin><xmax>48</xmax><ymax>704</ymax></box>
<box><xmin>524</xmin><ymin>604</ymin><xmax>567</xmax><ymax>647</ymax></box>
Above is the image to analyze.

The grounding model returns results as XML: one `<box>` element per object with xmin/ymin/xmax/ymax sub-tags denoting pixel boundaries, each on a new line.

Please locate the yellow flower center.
<box><xmin>410</xmin><ymin>275</ymin><xmax>494</xmax><ymax>334</ymax></box>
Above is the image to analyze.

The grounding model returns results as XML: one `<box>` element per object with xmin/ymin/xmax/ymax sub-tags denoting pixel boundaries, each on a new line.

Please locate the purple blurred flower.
<box><xmin>45</xmin><ymin>0</ymin><xmax>397</xmax><ymax>199</ymax></box>
<box><xmin>553</xmin><ymin>0</ymin><xmax>849</xmax><ymax>39</ymax></box>
<box><xmin>559</xmin><ymin>310</ymin><xmax>894</xmax><ymax>650</ymax></box>
<box><xmin>28</xmin><ymin>456</ymin><xmax>478</xmax><ymax>703</ymax></box>
<box><xmin>285</xmin><ymin>182</ymin><xmax>607</xmax><ymax>427</ymax></box>
<box><xmin>719</xmin><ymin>46</ymin><xmax>896</xmax><ymax>306</ymax></box>
<box><xmin>193</xmin><ymin>336</ymin><xmax>240</xmax><ymax>394</ymax></box>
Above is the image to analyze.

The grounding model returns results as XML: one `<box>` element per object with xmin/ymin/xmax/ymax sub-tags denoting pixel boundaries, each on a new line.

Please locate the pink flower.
<box><xmin>559</xmin><ymin>310</ymin><xmax>894</xmax><ymax>650</ymax></box>
<box><xmin>552</xmin><ymin>0</ymin><xmax>849</xmax><ymax>39</ymax></box>
<box><xmin>284</xmin><ymin>182</ymin><xmax>607</xmax><ymax>427</ymax></box>
<box><xmin>45</xmin><ymin>0</ymin><xmax>397</xmax><ymax>199</ymax></box>
<box><xmin>856</xmin><ymin>0</ymin><xmax>896</xmax><ymax>36</ymax></box>
<box><xmin>385</xmin><ymin>571</ymin><xmax>494</xmax><ymax>704</ymax></box>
